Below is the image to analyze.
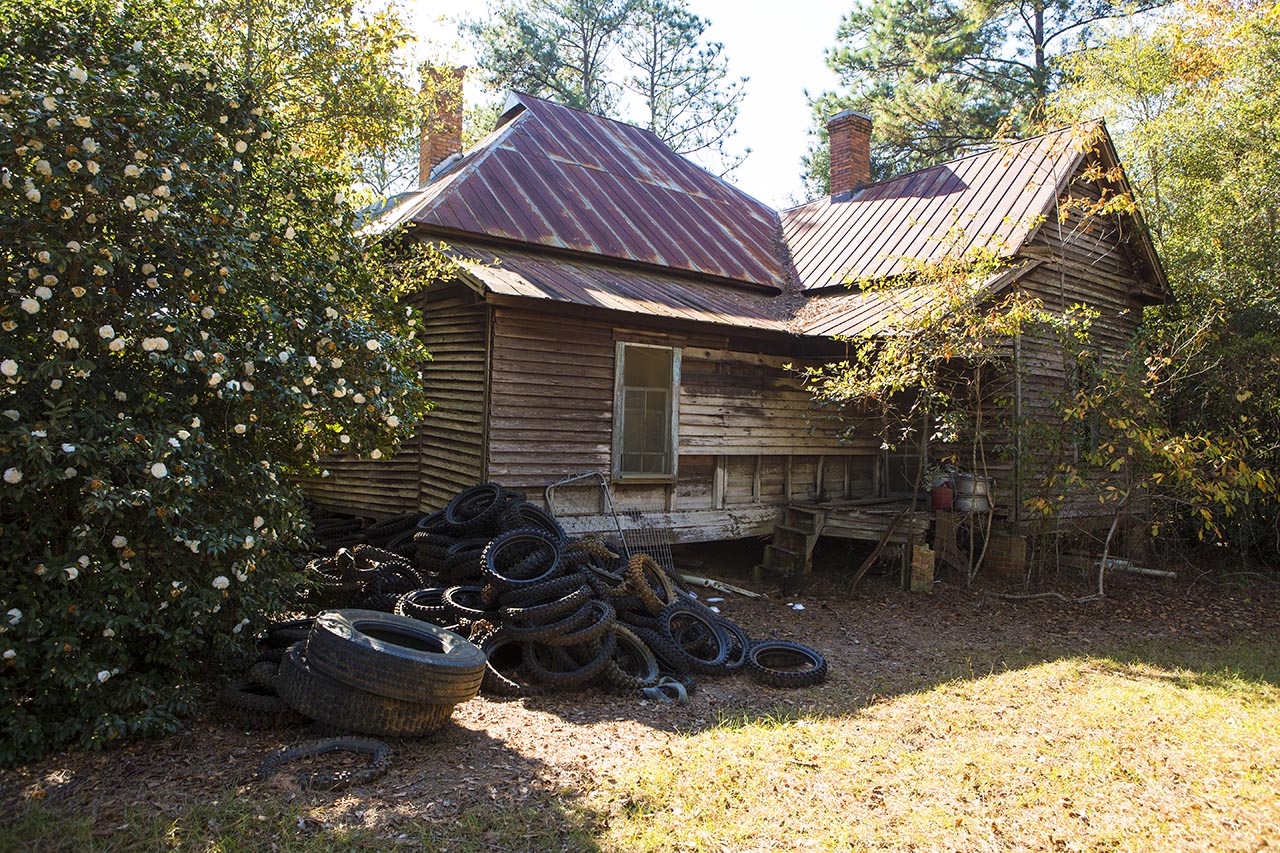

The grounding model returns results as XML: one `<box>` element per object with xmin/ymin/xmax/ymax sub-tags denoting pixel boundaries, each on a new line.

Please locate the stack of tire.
<box><xmin>269</xmin><ymin>610</ymin><xmax>486</xmax><ymax>737</ymax></box>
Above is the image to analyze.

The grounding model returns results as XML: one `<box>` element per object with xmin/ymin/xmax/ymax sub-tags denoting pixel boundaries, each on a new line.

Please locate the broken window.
<box><xmin>614</xmin><ymin>343</ymin><xmax>680</xmax><ymax>479</ymax></box>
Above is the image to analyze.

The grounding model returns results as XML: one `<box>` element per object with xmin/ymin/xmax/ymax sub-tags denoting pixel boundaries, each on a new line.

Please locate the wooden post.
<box><xmin>713</xmin><ymin>455</ymin><xmax>727</xmax><ymax>509</ymax></box>
<box><xmin>784</xmin><ymin>456</ymin><xmax>793</xmax><ymax>502</ymax></box>
<box><xmin>752</xmin><ymin>455</ymin><xmax>762</xmax><ymax>504</ymax></box>
<box><xmin>815</xmin><ymin>455</ymin><xmax>825</xmax><ymax>500</ymax></box>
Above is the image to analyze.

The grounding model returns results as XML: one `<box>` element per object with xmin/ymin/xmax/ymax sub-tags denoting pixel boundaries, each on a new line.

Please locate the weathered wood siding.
<box><xmin>300</xmin><ymin>283</ymin><xmax>489</xmax><ymax>517</ymax></box>
<box><xmin>486</xmin><ymin>305</ymin><xmax>883</xmax><ymax>541</ymax></box>
<box><xmin>415</xmin><ymin>285</ymin><xmax>490</xmax><ymax>511</ymax></box>
<box><xmin>1011</xmin><ymin>167</ymin><xmax>1154</xmax><ymax>519</ymax></box>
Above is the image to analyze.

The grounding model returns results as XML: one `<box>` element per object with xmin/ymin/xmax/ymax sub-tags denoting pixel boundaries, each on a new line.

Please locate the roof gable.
<box><xmin>389</xmin><ymin>93</ymin><xmax>789</xmax><ymax>290</ymax></box>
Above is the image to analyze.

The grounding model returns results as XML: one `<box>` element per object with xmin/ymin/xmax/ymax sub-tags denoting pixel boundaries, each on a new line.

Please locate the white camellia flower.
<box><xmin>3</xmin><ymin>468</ymin><xmax>21</xmax><ymax>484</ymax></box>
<box><xmin>339</xmin><ymin>434</ymin><xmax>350</xmax><ymax>444</ymax></box>
<box><xmin>6</xmin><ymin>609</ymin><xmax>20</xmax><ymax>626</ymax></box>
<box><xmin>73</xmin><ymin>115</ymin><xmax>91</xmax><ymax>128</ymax></box>
<box><xmin>386</xmin><ymin>415</ymin><xmax>400</xmax><ymax>428</ymax></box>
<box><xmin>325</xmin><ymin>307</ymin><xmax>338</xmax><ymax>319</ymax></box>
<box><xmin>200</xmin><ymin>306</ymin><xmax>214</xmax><ymax>319</ymax></box>
<box><xmin>20</xmin><ymin>298</ymin><xmax>39</xmax><ymax>314</ymax></box>
<box><xmin>284</xmin><ymin>226</ymin><xmax>296</xmax><ymax>239</ymax></box>
<box><xmin>50</xmin><ymin>379</ymin><xmax>63</xmax><ymax>390</ymax></box>
<box><xmin>65</xmin><ymin>566</ymin><xmax>79</xmax><ymax>580</ymax></box>
<box><xmin>69</xmin><ymin>65</ymin><xmax>88</xmax><ymax>83</ymax></box>
<box><xmin>108</xmin><ymin>337</ymin><xmax>125</xmax><ymax>352</ymax></box>
<box><xmin>123</xmin><ymin>164</ymin><xmax>141</xmax><ymax>178</ymax></box>
<box><xmin>212</xmin><ymin>576</ymin><xmax>230</xmax><ymax>590</ymax></box>
<box><xmin>168</xmin><ymin>437</ymin><xmax>179</xmax><ymax>447</ymax></box>
<box><xmin>61</xmin><ymin>443</ymin><xmax>75</xmax><ymax>453</ymax></box>
<box><xmin>352</xmin><ymin>393</ymin><xmax>366</xmax><ymax>404</ymax></box>
<box><xmin>177</xmin><ymin>429</ymin><xmax>190</xmax><ymax>440</ymax></box>
<box><xmin>81</xmin><ymin>136</ymin><xmax>98</xmax><ymax>153</ymax></box>
<box><xmin>234</xmin><ymin>140</ymin><xmax>247</xmax><ymax>153</ymax></box>
<box><xmin>331</xmin><ymin>358</ymin><xmax>343</xmax><ymax>368</ymax></box>
<box><xmin>209</xmin><ymin>372</ymin><xmax>222</xmax><ymax>386</ymax></box>
<box><xmin>366</xmin><ymin>339</ymin><xmax>380</xmax><ymax>351</ymax></box>
<box><xmin>52</xmin><ymin>329</ymin><xmax>69</xmax><ymax>344</ymax></box>
<box><xmin>233</xmin><ymin>423</ymin><xmax>246</xmax><ymax>434</ymax></box>
<box><xmin>35</xmin><ymin>159</ymin><xmax>51</xmax><ymax>176</ymax></box>
<box><xmin>98</xmin><ymin>324</ymin><xmax>114</xmax><ymax>339</ymax></box>
<box><xmin>231</xmin><ymin>159</ymin><xmax>243</xmax><ymax>172</ymax></box>
<box><xmin>278</xmin><ymin>351</ymin><xmax>289</xmax><ymax>363</ymax></box>
<box><xmin>111</xmin><ymin>535</ymin><xmax>127</xmax><ymax>548</ymax></box>
<box><xmin>78</xmin><ymin>555</ymin><xmax>90</xmax><ymax>568</ymax></box>
<box><xmin>122</xmin><ymin>196</ymin><xmax>136</xmax><ymax>211</ymax></box>
<box><xmin>87</xmin><ymin>160</ymin><xmax>100</xmax><ymax>175</ymax></box>
<box><xmin>35</xmin><ymin>286</ymin><xmax>52</xmax><ymax>300</ymax></box>
<box><xmin>150</xmin><ymin>462</ymin><xmax>168</xmax><ymax>478</ymax></box>
<box><xmin>253</xmin><ymin>516</ymin><xmax>265</xmax><ymax>528</ymax></box>
<box><xmin>97</xmin><ymin>671</ymin><xmax>111</xmax><ymax>683</ymax></box>
<box><xmin>243</xmin><ymin>535</ymin><xmax>254</xmax><ymax>549</ymax></box>
<box><xmin>103</xmin><ymin>627</ymin><xmax>115</xmax><ymax>637</ymax></box>
<box><xmin>2</xmin><ymin>650</ymin><xmax>14</xmax><ymax>661</ymax></box>
<box><xmin>370</xmin><ymin>448</ymin><xmax>382</xmax><ymax>460</ymax></box>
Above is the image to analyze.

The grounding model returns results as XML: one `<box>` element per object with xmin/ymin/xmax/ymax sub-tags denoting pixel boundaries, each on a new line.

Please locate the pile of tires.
<box><xmin>289</xmin><ymin>482</ymin><xmax>828</xmax><ymax>705</ymax></box>
<box><xmin>219</xmin><ymin>610</ymin><xmax>486</xmax><ymax>738</ymax></box>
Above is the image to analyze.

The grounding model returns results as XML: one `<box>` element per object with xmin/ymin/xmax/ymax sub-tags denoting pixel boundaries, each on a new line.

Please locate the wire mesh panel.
<box><xmin>620</xmin><ymin>509</ymin><xmax>676</xmax><ymax>576</ymax></box>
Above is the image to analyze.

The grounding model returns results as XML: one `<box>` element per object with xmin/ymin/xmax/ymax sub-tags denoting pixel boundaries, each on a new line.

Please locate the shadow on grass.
<box><xmin>0</xmin><ymin>720</ymin><xmax>608</xmax><ymax>853</ymax></box>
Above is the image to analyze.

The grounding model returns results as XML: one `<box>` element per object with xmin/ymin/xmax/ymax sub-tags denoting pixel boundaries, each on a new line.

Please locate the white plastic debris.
<box><xmin>706</xmin><ymin>597</ymin><xmax>725</xmax><ymax>603</ymax></box>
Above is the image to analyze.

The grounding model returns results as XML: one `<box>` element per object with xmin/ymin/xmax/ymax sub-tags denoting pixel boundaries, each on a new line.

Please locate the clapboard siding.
<box><xmin>486</xmin><ymin>307</ymin><xmax>616</xmax><ymax>491</ymax></box>
<box><xmin>679</xmin><ymin>347</ymin><xmax>880</xmax><ymax>454</ymax></box>
<box><xmin>415</xmin><ymin>286</ymin><xmax>490</xmax><ymax>511</ymax></box>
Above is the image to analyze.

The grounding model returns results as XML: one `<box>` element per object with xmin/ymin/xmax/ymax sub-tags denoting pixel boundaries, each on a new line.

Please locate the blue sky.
<box><xmin>408</xmin><ymin>0</ymin><xmax>853</xmax><ymax>209</ymax></box>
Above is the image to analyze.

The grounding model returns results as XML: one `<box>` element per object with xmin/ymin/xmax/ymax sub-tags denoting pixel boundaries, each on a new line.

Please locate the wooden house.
<box><xmin>301</xmin><ymin>92</ymin><xmax>1167</xmax><ymax>573</ymax></box>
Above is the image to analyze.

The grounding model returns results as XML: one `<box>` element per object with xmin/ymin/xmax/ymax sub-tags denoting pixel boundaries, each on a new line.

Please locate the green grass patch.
<box><xmin>593</xmin><ymin>647</ymin><xmax>1280</xmax><ymax>852</ymax></box>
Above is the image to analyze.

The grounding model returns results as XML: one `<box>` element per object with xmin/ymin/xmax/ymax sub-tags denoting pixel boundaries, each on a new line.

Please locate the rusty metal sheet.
<box><xmin>781</xmin><ymin>126</ymin><xmax>1093</xmax><ymax>291</ymax></box>
<box><xmin>445</xmin><ymin>241</ymin><xmax>795</xmax><ymax>332</ymax></box>
<box><xmin>404</xmin><ymin>93</ymin><xmax>788</xmax><ymax>290</ymax></box>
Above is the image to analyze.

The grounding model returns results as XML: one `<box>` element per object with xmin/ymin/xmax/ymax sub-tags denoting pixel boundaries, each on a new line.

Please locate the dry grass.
<box><xmin>592</xmin><ymin>655</ymin><xmax>1280</xmax><ymax>852</ymax></box>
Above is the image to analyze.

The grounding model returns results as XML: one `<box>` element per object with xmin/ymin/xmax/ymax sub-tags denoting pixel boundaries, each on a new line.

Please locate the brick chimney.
<box><xmin>418</xmin><ymin>66</ymin><xmax>466</xmax><ymax>187</ymax></box>
<box><xmin>827</xmin><ymin>108</ymin><xmax>873</xmax><ymax>201</ymax></box>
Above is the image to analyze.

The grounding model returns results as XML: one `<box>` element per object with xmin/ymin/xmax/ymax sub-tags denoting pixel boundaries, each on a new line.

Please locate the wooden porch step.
<box><xmin>766</xmin><ymin>544</ymin><xmax>802</xmax><ymax>558</ymax></box>
<box><xmin>776</xmin><ymin>523</ymin><xmax>813</xmax><ymax>536</ymax></box>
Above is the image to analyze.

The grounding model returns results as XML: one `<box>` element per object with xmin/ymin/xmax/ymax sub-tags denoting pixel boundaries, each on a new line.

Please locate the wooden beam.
<box><xmin>713</xmin><ymin>455</ymin><xmax>727</xmax><ymax>510</ymax></box>
<box><xmin>752</xmin><ymin>455</ymin><xmax>762</xmax><ymax>504</ymax></box>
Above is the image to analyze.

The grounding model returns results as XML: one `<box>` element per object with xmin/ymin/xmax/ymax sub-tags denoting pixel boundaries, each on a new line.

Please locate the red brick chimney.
<box><xmin>418</xmin><ymin>66</ymin><xmax>466</xmax><ymax>187</ymax></box>
<box><xmin>828</xmin><ymin>108</ymin><xmax>873</xmax><ymax>201</ymax></box>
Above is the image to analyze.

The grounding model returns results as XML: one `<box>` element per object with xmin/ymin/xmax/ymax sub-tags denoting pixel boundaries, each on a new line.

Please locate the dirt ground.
<box><xmin>2</xmin><ymin>554</ymin><xmax>1277</xmax><ymax>841</ymax></box>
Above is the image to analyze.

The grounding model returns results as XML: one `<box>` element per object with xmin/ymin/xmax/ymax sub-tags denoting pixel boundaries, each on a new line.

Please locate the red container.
<box><xmin>930</xmin><ymin>482</ymin><xmax>954</xmax><ymax>510</ymax></box>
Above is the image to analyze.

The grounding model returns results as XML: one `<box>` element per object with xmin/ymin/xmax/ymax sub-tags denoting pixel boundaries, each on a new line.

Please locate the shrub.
<box><xmin>0</xmin><ymin>0</ymin><xmax>433</xmax><ymax>763</ymax></box>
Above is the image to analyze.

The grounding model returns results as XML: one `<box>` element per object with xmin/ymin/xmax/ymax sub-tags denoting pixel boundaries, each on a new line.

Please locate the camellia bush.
<box><xmin>0</xmin><ymin>1</ymin><xmax>437</xmax><ymax>763</ymax></box>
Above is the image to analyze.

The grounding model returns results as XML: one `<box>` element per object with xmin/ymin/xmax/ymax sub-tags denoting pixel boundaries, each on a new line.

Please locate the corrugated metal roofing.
<box><xmin>781</xmin><ymin>124</ymin><xmax>1097</xmax><ymax>291</ymax></box>
<box><xmin>389</xmin><ymin>93</ymin><xmax>789</xmax><ymax>290</ymax></box>
<box><xmin>794</xmin><ymin>261</ymin><xmax>1040</xmax><ymax>338</ymax></box>
<box><xmin>445</xmin><ymin>242</ymin><xmax>795</xmax><ymax>332</ymax></box>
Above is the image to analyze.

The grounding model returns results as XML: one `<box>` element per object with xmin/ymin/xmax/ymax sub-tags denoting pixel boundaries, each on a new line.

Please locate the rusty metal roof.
<box><xmin>781</xmin><ymin>125</ymin><xmax>1097</xmax><ymax>291</ymax></box>
<box><xmin>384</xmin><ymin>93</ymin><xmax>789</xmax><ymax>290</ymax></box>
<box><xmin>446</xmin><ymin>241</ymin><xmax>796</xmax><ymax>332</ymax></box>
<box><xmin>794</xmin><ymin>261</ymin><xmax>1040</xmax><ymax>338</ymax></box>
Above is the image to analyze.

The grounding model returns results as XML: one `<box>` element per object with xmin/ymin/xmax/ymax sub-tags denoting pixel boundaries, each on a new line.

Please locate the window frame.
<box><xmin>612</xmin><ymin>341</ymin><xmax>681</xmax><ymax>483</ymax></box>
